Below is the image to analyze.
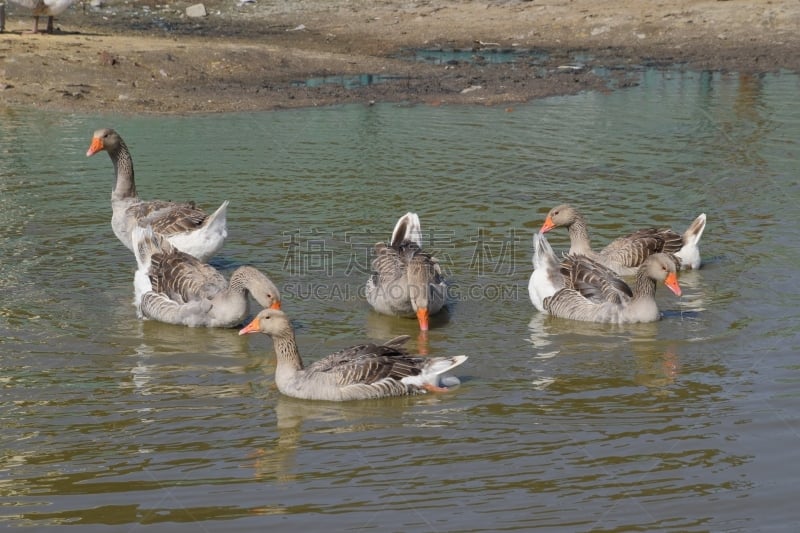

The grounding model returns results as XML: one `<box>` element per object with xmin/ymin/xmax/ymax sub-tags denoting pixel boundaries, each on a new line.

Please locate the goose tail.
<box><xmin>390</xmin><ymin>212</ymin><xmax>423</xmax><ymax>247</ymax></box>
<box><xmin>529</xmin><ymin>232</ymin><xmax>563</xmax><ymax>312</ymax></box>
<box><xmin>421</xmin><ymin>355</ymin><xmax>469</xmax><ymax>388</ymax></box>
<box><xmin>675</xmin><ymin>213</ymin><xmax>706</xmax><ymax>269</ymax></box>
<box><xmin>203</xmin><ymin>200</ymin><xmax>229</xmax><ymax>235</ymax></box>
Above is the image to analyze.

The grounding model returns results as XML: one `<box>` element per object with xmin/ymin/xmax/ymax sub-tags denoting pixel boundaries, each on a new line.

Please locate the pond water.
<box><xmin>2</xmin><ymin>69</ymin><xmax>800</xmax><ymax>531</ymax></box>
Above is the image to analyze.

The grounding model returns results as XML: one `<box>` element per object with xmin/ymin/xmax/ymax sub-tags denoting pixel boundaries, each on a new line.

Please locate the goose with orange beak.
<box><xmin>366</xmin><ymin>212</ymin><xmax>446</xmax><ymax>331</ymax></box>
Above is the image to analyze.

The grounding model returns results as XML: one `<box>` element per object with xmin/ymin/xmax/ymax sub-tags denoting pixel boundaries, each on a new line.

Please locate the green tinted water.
<box><xmin>1</xmin><ymin>69</ymin><xmax>799</xmax><ymax>531</ymax></box>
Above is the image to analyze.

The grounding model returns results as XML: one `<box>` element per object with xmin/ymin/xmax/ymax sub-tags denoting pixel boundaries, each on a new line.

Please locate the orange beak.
<box><xmin>664</xmin><ymin>271</ymin><xmax>682</xmax><ymax>296</ymax></box>
<box><xmin>416</xmin><ymin>308</ymin><xmax>430</xmax><ymax>331</ymax></box>
<box><xmin>86</xmin><ymin>136</ymin><xmax>104</xmax><ymax>157</ymax></box>
<box><xmin>270</xmin><ymin>300</ymin><xmax>282</xmax><ymax>310</ymax></box>
<box><xmin>238</xmin><ymin>316</ymin><xmax>261</xmax><ymax>335</ymax></box>
<box><xmin>540</xmin><ymin>215</ymin><xmax>556</xmax><ymax>233</ymax></box>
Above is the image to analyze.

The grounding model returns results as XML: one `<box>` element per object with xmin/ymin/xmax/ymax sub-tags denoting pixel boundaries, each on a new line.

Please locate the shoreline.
<box><xmin>2</xmin><ymin>0</ymin><xmax>799</xmax><ymax>115</ymax></box>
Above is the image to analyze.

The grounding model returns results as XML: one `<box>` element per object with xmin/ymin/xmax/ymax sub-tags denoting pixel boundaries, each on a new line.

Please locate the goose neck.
<box><xmin>110</xmin><ymin>139</ymin><xmax>137</xmax><ymax>201</ymax></box>
<box><xmin>566</xmin><ymin>214</ymin><xmax>593</xmax><ymax>255</ymax></box>
<box><xmin>273</xmin><ymin>333</ymin><xmax>304</xmax><ymax>372</ymax></box>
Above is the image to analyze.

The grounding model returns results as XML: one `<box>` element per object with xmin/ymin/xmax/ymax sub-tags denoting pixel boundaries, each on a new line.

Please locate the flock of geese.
<box><xmin>529</xmin><ymin>205</ymin><xmax>706</xmax><ymax>323</ymax></box>
<box><xmin>86</xmin><ymin>128</ymin><xmax>466</xmax><ymax>402</ymax></box>
<box><xmin>86</xmin><ymin>127</ymin><xmax>707</xmax><ymax>403</ymax></box>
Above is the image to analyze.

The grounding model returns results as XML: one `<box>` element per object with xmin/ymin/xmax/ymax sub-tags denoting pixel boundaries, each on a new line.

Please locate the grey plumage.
<box><xmin>133</xmin><ymin>226</ymin><xmax>280</xmax><ymax>328</ymax></box>
<box><xmin>239</xmin><ymin>309</ymin><xmax>467</xmax><ymax>401</ymax></box>
<box><xmin>366</xmin><ymin>212</ymin><xmax>446</xmax><ymax>331</ymax></box>
<box><xmin>543</xmin><ymin>253</ymin><xmax>683</xmax><ymax>324</ymax></box>
<box><xmin>86</xmin><ymin>128</ymin><xmax>228</xmax><ymax>262</ymax></box>
<box><xmin>540</xmin><ymin>204</ymin><xmax>706</xmax><ymax>275</ymax></box>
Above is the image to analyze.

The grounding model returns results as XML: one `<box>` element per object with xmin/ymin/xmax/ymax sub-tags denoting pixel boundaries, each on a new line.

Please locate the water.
<box><xmin>291</xmin><ymin>73</ymin><xmax>410</xmax><ymax>90</ymax></box>
<box><xmin>399</xmin><ymin>47</ymin><xmax>550</xmax><ymax>65</ymax></box>
<box><xmin>2</xmin><ymin>69</ymin><xmax>800</xmax><ymax>531</ymax></box>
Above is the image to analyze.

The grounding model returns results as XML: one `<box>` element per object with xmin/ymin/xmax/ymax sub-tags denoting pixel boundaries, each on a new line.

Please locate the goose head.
<box><xmin>645</xmin><ymin>254</ymin><xmax>682</xmax><ymax>296</ymax></box>
<box><xmin>540</xmin><ymin>203</ymin><xmax>579</xmax><ymax>233</ymax></box>
<box><xmin>235</xmin><ymin>266</ymin><xmax>282</xmax><ymax>311</ymax></box>
<box><xmin>239</xmin><ymin>308</ymin><xmax>292</xmax><ymax>338</ymax></box>
<box><xmin>407</xmin><ymin>256</ymin><xmax>437</xmax><ymax>331</ymax></box>
<box><xmin>86</xmin><ymin>128</ymin><xmax>123</xmax><ymax>157</ymax></box>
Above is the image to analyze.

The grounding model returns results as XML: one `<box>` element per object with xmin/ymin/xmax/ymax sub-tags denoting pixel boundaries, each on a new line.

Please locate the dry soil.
<box><xmin>2</xmin><ymin>0</ymin><xmax>800</xmax><ymax>114</ymax></box>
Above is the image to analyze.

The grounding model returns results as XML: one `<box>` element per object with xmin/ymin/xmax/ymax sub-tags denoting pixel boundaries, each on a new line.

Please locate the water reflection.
<box><xmin>363</xmin><ymin>306</ymin><xmax>453</xmax><ymax>355</ymax></box>
<box><xmin>631</xmin><ymin>341</ymin><xmax>681</xmax><ymax>390</ymax></box>
<box><xmin>527</xmin><ymin>311</ymin><xmax>684</xmax><ymax>392</ymax></box>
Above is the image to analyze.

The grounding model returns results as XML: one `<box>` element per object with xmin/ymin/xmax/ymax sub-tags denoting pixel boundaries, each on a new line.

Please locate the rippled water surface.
<box><xmin>2</xmin><ymin>69</ymin><xmax>800</xmax><ymax>531</ymax></box>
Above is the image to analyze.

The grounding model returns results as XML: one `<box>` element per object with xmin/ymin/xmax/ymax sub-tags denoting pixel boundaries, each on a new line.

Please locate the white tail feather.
<box><xmin>413</xmin><ymin>355</ymin><xmax>468</xmax><ymax>388</ymax></box>
<box><xmin>390</xmin><ymin>212</ymin><xmax>423</xmax><ymax>247</ymax></box>
<box><xmin>167</xmin><ymin>200</ymin><xmax>228</xmax><ymax>262</ymax></box>
<box><xmin>203</xmin><ymin>200</ymin><xmax>229</xmax><ymax>235</ymax></box>
<box><xmin>675</xmin><ymin>213</ymin><xmax>707</xmax><ymax>269</ymax></box>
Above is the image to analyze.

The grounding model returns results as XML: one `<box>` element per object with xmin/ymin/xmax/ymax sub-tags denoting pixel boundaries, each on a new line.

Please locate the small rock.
<box><xmin>99</xmin><ymin>51</ymin><xmax>117</xmax><ymax>66</ymax></box>
<box><xmin>186</xmin><ymin>3</ymin><xmax>207</xmax><ymax>18</ymax></box>
<box><xmin>460</xmin><ymin>85</ymin><xmax>482</xmax><ymax>94</ymax></box>
<box><xmin>90</xmin><ymin>0</ymin><xmax>103</xmax><ymax>7</ymax></box>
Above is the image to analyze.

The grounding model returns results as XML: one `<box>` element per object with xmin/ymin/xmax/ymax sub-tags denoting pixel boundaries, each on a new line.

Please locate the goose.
<box><xmin>366</xmin><ymin>212</ymin><xmax>446</xmax><ymax>331</ymax></box>
<box><xmin>8</xmin><ymin>0</ymin><xmax>76</xmax><ymax>33</ymax></box>
<box><xmin>528</xmin><ymin>231</ymin><xmax>632</xmax><ymax>313</ymax></box>
<box><xmin>86</xmin><ymin>128</ymin><xmax>228</xmax><ymax>262</ymax></box>
<box><xmin>540</xmin><ymin>204</ymin><xmax>707</xmax><ymax>275</ymax></box>
<box><xmin>239</xmin><ymin>308</ymin><xmax>467</xmax><ymax>401</ymax></box>
<box><xmin>132</xmin><ymin>226</ymin><xmax>280</xmax><ymax>328</ymax></box>
<box><xmin>529</xmin><ymin>232</ymin><xmax>682</xmax><ymax>324</ymax></box>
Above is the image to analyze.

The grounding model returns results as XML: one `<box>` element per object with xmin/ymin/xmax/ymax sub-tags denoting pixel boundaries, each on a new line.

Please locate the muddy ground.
<box><xmin>2</xmin><ymin>0</ymin><xmax>800</xmax><ymax>114</ymax></box>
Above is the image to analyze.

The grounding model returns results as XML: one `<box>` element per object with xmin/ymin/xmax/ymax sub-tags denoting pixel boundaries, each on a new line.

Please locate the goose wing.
<box><xmin>307</xmin><ymin>336</ymin><xmax>421</xmax><ymax>385</ymax></box>
<box><xmin>128</xmin><ymin>200</ymin><xmax>210</xmax><ymax>236</ymax></box>
<box><xmin>148</xmin><ymin>248</ymin><xmax>227</xmax><ymax>302</ymax></box>
<box><xmin>370</xmin><ymin>242</ymin><xmax>407</xmax><ymax>285</ymax></box>
<box><xmin>406</xmin><ymin>244</ymin><xmax>444</xmax><ymax>283</ymax></box>
<box><xmin>561</xmin><ymin>254</ymin><xmax>632</xmax><ymax>304</ymax></box>
<box><xmin>600</xmin><ymin>227</ymin><xmax>682</xmax><ymax>268</ymax></box>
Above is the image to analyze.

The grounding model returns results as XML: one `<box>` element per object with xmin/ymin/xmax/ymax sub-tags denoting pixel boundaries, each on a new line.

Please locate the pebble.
<box><xmin>186</xmin><ymin>3</ymin><xmax>207</xmax><ymax>18</ymax></box>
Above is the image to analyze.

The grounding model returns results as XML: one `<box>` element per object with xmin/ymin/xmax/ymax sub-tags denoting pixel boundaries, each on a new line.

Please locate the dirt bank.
<box><xmin>2</xmin><ymin>0</ymin><xmax>799</xmax><ymax>114</ymax></box>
